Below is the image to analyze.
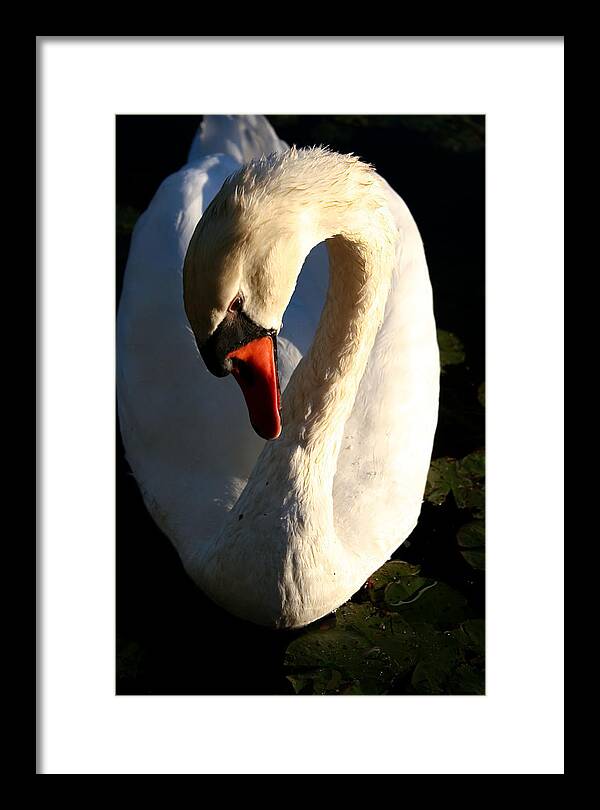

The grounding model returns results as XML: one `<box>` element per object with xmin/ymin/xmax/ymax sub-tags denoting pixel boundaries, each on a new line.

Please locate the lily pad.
<box><xmin>388</xmin><ymin>581</ymin><xmax>472</xmax><ymax>627</ymax></box>
<box><xmin>454</xmin><ymin>453</ymin><xmax>485</xmax><ymax>513</ymax></box>
<box><xmin>456</xmin><ymin>521</ymin><xmax>485</xmax><ymax>548</ymax></box>
<box><xmin>425</xmin><ymin>450</ymin><xmax>485</xmax><ymax>516</ymax></box>
<box><xmin>459</xmin><ymin>449</ymin><xmax>485</xmax><ymax>479</ymax></box>
<box><xmin>437</xmin><ymin>329</ymin><xmax>466</xmax><ymax>370</ymax></box>
<box><xmin>478</xmin><ymin>382</ymin><xmax>485</xmax><ymax>407</ymax></box>
<box><xmin>370</xmin><ymin>559</ymin><xmax>421</xmax><ymax>585</ymax></box>
<box><xmin>284</xmin><ymin>625</ymin><xmax>401</xmax><ymax>695</ymax></box>
<box><xmin>409</xmin><ymin>619</ymin><xmax>485</xmax><ymax>694</ymax></box>
<box><xmin>287</xmin><ymin>667</ymin><xmax>343</xmax><ymax>695</ymax></box>
<box><xmin>410</xmin><ymin>631</ymin><xmax>462</xmax><ymax>694</ymax></box>
<box><xmin>336</xmin><ymin>604</ymin><xmax>425</xmax><ymax>677</ymax></box>
<box><xmin>457</xmin><ymin>520</ymin><xmax>485</xmax><ymax>570</ymax></box>
<box><xmin>284</xmin><ymin>567</ymin><xmax>483</xmax><ymax>695</ymax></box>
<box><xmin>424</xmin><ymin>458</ymin><xmax>456</xmax><ymax>506</ymax></box>
<box><xmin>384</xmin><ymin>576</ymin><xmax>429</xmax><ymax>606</ymax></box>
<box><xmin>363</xmin><ymin>560</ymin><xmax>422</xmax><ymax>603</ymax></box>
<box><xmin>460</xmin><ymin>550</ymin><xmax>485</xmax><ymax>570</ymax></box>
<box><xmin>446</xmin><ymin>663</ymin><xmax>485</xmax><ymax>695</ymax></box>
<box><xmin>460</xmin><ymin>619</ymin><xmax>485</xmax><ymax>653</ymax></box>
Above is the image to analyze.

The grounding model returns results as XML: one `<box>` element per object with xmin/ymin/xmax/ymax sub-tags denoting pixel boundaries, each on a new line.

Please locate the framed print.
<box><xmin>38</xmin><ymin>36</ymin><xmax>564</xmax><ymax>775</ymax></box>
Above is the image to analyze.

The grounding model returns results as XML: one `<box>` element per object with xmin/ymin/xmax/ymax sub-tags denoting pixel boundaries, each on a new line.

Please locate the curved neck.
<box><xmin>198</xmin><ymin>155</ymin><xmax>403</xmax><ymax>619</ymax></box>
<box><xmin>204</xmin><ymin>169</ymin><xmax>401</xmax><ymax>603</ymax></box>
<box><xmin>281</xmin><ymin>183</ymin><xmax>397</xmax><ymax>467</ymax></box>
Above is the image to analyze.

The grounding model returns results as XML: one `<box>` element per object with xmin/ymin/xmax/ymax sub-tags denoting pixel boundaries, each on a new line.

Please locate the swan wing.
<box><xmin>117</xmin><ymin>116</ymin><xmax>290</xmax><ymax>568</ymax></box>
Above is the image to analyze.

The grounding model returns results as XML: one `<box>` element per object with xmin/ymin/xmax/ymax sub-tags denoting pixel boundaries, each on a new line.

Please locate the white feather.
<box><xmin>117</xmin><ymin>115</ymin><xmax>439</xmax><ymax>628</ymax></box>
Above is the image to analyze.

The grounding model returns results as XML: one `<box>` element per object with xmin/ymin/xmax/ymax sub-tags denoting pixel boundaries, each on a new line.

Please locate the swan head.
<box><xmin>183</xmin><ymin>150</ymin><xmax>318</xmax><ymax>440</ymax></box>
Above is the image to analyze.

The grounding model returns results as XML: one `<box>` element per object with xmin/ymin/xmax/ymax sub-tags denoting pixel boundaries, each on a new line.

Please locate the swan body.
<box><xmin>117</xmin><ymin>115</ymin><xmax>439</xmax><ymax>628</ymax></box>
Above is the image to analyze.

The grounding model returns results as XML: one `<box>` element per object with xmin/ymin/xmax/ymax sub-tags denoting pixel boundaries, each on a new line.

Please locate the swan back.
<box><xmin>187</xmin><ymin>115</ymin><xmax>287</xmax><ymax>165</ymax></box>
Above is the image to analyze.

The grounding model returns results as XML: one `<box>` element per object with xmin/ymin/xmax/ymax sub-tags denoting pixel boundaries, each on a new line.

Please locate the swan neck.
<box><xmin>282</xmin><ymin>190</ymin><xmax>397</xmax><ymax>463</ymax></box>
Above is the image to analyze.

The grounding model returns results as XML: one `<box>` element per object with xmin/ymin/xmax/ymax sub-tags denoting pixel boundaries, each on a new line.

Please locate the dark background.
<box><xmin>116</xmin><ymin>115</ymin><xmax>485</xmax><ymax>694</ymax></box>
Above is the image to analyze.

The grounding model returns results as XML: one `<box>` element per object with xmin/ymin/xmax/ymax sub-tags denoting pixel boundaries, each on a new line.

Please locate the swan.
<box><xmin>117</xmin><ymin>115</ymin><xmax>439</xmax><ymax>629</ymax></box>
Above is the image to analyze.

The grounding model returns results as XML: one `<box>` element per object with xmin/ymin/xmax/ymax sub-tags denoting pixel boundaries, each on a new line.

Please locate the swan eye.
<box><xmin>228</xmin><ymin>294</ymin><xmax>243</xmax><ymax>314</ymax></box>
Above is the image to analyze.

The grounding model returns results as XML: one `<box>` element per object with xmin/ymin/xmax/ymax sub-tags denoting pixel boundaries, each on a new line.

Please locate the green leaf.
<box><xmin>362</xmin><ymin>560</ymin><xmax>423</xmax><ymax>606</ymax></box>
<box><xmin>384</xmin><ymin>576</ymin><xmax>430</xmax><ymax>606</ymax></box>
<box><xmin>389</xmin><ymin>582</ymin><xmax>471</xmax><ymax>627</ymax></box>
<box><xmin>336</xmin><ymin>604</ymin><xmax>423</xmax><ymax>676</ymax></box>
<box><xmin>461</xmin><ymin>619</ymin><xmax>485</xmax><ymax>653</ymax></box>
<box><xmin>457</xmin><ymin>520</ymin><xmax>485</xmax><ymax>571</ymax></box>
<box><xmin>424</xmin><ymin>458</ymin><xmax>457</xmax><ymax>506</ymax></box>
<box><xmin>286</xmin><ymin>674</ymin><xmax>310</xmax><ymax>694</ymax></box>
<box><xmin>446</xmin><ymin>663</ymin><xmax>485</xmax><ymax>695</ymax></box>
<box><xmin>458</xmin><ymin>449</ymin><xmax>485</xmax><ymax>479</ymax></box>
<box><xmin>368</xmin><ymin>560</ymin><xmax>421</xmax><ymax>589</ymax></box>
<box><xmin>342</xmin><ymin>683</ymin><xmax>365</xmax><ymax>695</ymax></box>
<box><xmin>460</xmin><ymin>550</ymin><xmax>485</xmax><ymax>570</ymax></box>
<box><xmin>410</xmin><ymin>632</ymin><xmax>462</xmax><ymax>694</ymax></box>
<box><xmin>478</xmin><ymin>382</ymin><xmax>485</xmax><ymax>408</ymax></box>
<box><xmin>425</xmin><ymin>450</ymin><xmax>485</xmax><ymax>516</ymax></box>
<box><xmin>283</xmin><ymin>625</ymin><xmax>400</xmax><ymax>695</ymax></box>
<box><xmin>457</xmin><ymin>520</ymin><xmax>485</xmax><ymax>549</ymax></box>
<box><xmin>453</xmin><ymin>453</ymin><xmax>485</xmax><ymax>512</ymax></box>
<box><xmin>284</xmin><ymin>567</ymin><xmax>484</xmax><ymax>695</ymax></box>
<box><xmin>285</xmin><ymin>597</ymin><xmax>482</xmax><ymax>695</ymax></box>
<box><xmin>437</xmin><ymin>329</ymin><xmax>466</xmax><ymax>370</ymax></box>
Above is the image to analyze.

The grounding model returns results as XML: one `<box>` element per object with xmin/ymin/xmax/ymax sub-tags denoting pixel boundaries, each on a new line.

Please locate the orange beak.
<box><xmin>226</xmin><ymin>335</ymin><xmax>282</xmax><ymax>440</ymax></box>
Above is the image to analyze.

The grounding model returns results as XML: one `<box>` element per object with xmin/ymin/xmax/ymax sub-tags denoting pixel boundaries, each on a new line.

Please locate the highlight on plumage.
<box><xmin>117</xmin><ymin>115</ymin><xmax>439</xmax><ymax>628</ymax></box>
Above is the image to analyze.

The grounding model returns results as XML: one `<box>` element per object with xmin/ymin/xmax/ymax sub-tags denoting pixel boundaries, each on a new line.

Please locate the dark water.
<box><xmin>116</xmin><ymin>115</ymin><xmax>485</xmax><ymax>695</ymax></box>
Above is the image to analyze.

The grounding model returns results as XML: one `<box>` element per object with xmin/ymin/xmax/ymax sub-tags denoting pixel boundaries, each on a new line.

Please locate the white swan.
<box><xmin>117</xmin><ymin>115</ymin><xmax>439</xmax><ymax>629</ymax></box>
